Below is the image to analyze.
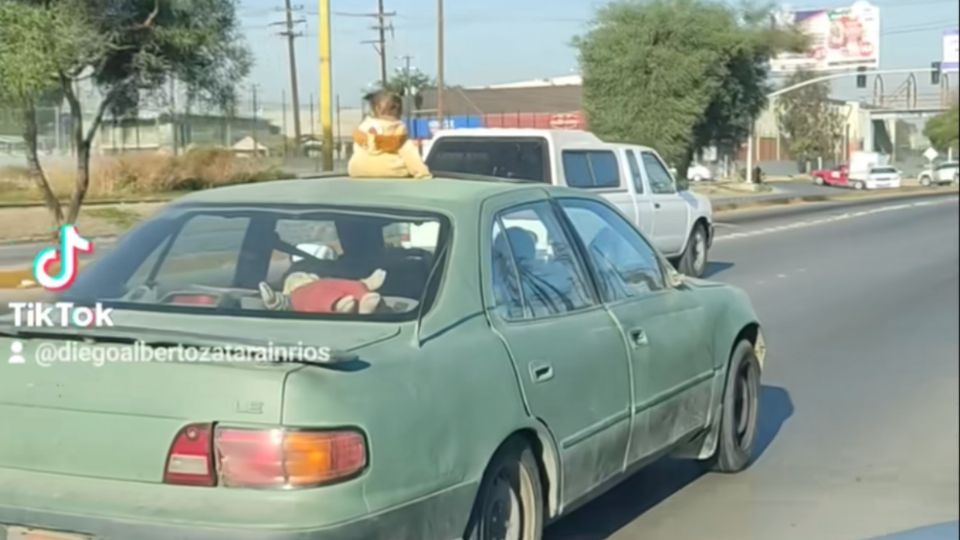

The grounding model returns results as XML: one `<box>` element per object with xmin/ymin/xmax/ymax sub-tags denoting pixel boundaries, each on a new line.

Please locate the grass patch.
<box><xmin>83</xmin><ymin>207</ymin><xmax>142</xmax><ymax>229</ymax></box>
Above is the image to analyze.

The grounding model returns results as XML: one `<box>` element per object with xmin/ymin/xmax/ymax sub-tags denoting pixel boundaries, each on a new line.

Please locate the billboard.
<box><xmin>771</xmin><ymin>1</ymin><xmax>880</xmax><ymax>72</ymax></box>
<box><xmin>944</xmin><ymin>29</ymin><xmax>959</xmax><ymax>72</ymax></box>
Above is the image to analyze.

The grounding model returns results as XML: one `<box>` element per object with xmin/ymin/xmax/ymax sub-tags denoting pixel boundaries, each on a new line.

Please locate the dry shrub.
<box><xmin>3</xmin><ymin>149</ymin><xmax>286</xmax><ymax>200</ymax></box>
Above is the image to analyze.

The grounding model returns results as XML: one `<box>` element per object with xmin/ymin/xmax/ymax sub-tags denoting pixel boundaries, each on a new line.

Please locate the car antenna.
<box><xmin>414</xmin><ymin>240</ymin><xmax>449</xmax><ymax>347</ymax></box>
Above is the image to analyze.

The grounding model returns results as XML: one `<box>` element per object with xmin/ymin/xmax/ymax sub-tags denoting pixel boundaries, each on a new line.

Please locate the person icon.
<box><xmin>8</xmin><ymin>341</ymin><xmax>25</xmax><ymax>364</ymax></box>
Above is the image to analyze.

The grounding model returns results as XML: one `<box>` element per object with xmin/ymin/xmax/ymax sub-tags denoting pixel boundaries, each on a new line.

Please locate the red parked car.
<box><xmin>811</xmin><ymin>165</ymin><xmax>849</xmax><ymax>187</ymax></box>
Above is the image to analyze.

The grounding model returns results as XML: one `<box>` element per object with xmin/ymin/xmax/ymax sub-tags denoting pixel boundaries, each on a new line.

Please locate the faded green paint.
<box><xmin>0</xmin><ymin>176</ymin><xmax>762</xmax><ymax>539</ymax></box>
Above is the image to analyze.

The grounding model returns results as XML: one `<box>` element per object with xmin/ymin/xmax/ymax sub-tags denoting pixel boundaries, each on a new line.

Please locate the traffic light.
<box><xmin>856</xmin><ymin>67</ymin><xmax>867</xmax><ymax>88</ymax></box>
<box><xmin>931</xmin><ymin>62</ymin><xmax>941</xmax><ymax>85</ymax></box>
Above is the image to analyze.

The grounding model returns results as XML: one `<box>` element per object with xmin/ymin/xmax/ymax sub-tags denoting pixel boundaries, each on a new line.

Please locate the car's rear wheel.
<box><xmin>920</xmin><ymin>175</ymin><xmax>931</xmax><ymax>187</ymax></box>
<box><xmin>679</xmin><ymin>223</ymin><xmax>709</xmax><ymax>278</ymax></box>
<box><xmin>705</xmin><ymin>340</ymin><xmax>760</xmax><ymax>473</ymax></box>
<box><xmin>464</xmin><ymin>439</ymin><xmax>543</xmax><ymax>540</ymax></box>
<box><xmin>854</xmin><ymin>181</ymin><xmax>866</xmax><ymax>190</ymax></box>
<box><xmin>814</xmin><ymin>176</ymin><xmax>824</xmax><ymax>185</ymax></box>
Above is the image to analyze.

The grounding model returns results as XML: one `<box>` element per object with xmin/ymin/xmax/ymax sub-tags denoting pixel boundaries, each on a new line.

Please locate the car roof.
<box><xmin>171</xmin><ymin>175</ymin><xmax>581</xmax><ymax>212</ymax></box>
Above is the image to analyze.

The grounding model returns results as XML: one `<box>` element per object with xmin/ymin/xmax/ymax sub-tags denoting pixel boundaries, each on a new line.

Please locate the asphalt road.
<box><xmin>548</xmin><ymin>194</ymin><xmax>960</xmax><ymax>539</ymax></box>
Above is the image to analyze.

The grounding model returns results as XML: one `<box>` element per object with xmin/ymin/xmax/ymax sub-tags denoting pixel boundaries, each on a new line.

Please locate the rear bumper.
<box><xmin>0</xmin><ymin>468</ymin><xmax>477</xmax><ymax>540</ymax></box>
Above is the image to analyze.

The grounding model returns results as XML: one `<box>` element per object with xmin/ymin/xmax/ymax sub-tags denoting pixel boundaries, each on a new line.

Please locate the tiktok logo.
<box><xmin>32</xmin><ymin>225</ymin><xmax>94</xmax><ymax>291</ymax></box>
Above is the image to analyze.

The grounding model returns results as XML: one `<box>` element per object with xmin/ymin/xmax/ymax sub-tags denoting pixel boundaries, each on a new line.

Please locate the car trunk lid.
<box><xmin>0</xmin><ymin>311</ymin><xmax>399</xmax><ymax>483</ymax></box>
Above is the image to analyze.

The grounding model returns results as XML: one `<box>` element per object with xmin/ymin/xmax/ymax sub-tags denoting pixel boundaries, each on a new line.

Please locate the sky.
<box><xmin>238</xmin><ymin>0</ymin><xmax>960</xmax><ymax>111</ymax></box>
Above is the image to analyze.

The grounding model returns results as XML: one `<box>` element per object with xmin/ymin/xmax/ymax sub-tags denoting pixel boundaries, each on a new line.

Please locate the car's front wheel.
<box><xmin>678</xmin><ymin>223</ymin><xmax>709</xmax><ymax>278</ymax></box>
<box><xmin>705</xmin><ymin>340</ymin><xmax>761</xmax><ymax>473</ymax></box>
<box><xmin>464</xmin><ymin>439</ymin><xmax>544</xmax><ymax>540</ymax></box>
<box><xmin>920</xmin><ymin>175</ymin><xmax>932</xmax><ymax>187</ymax></box>
<box><xmin>854</xmin><ymin>181</ymin><xmax>866</xmax><ymax>190</ymax></box>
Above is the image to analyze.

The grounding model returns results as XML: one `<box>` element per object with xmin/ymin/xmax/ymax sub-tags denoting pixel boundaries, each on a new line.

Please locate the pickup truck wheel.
<box><xmin>920</xmin><ymin>175</ymin><xmax>931</xmax><ymax>187</ymax></box>
<box><xmin>853</xmin><ymin>181</ymin><xmax>866</xmax><ymax>190</ymax></box>
<box><xmin>465</xmin><ymin>439</ymin><xmax>543</xmax><ymax>540</ymax></box>
<box><xmin>706</xmin><ymin>340</ymin><xmax>760</xmax><ymax>473</ymax></box>
<box><xmin>679</xmin><ymin>223</ymin><xmax>708</xmax><ymax>278</ymax></box>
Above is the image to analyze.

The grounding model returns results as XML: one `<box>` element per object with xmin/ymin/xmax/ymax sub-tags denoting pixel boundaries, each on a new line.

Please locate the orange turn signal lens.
<box><xmin>215</xmin><ymin>427</ymin><xmax>367</xmax><ymax>489</ymax></box>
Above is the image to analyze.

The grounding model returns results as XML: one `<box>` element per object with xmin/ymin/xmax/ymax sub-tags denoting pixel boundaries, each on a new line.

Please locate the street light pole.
<box><xmin>436</xmin><ymin>0</ymin><xmax>445</xmax><ymax>125</ymax></box>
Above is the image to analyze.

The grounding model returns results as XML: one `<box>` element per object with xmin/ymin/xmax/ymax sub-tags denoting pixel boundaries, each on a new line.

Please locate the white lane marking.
<box><xmin>714</xmin><ymin>222</ymin><xmax>740</xmax><ymax>229</ymax></box>
<box><xmin>777</xmin><ymin>274</ymin><xmax>788</xmax><ymax>279</ymax></box>
<box><xmin>715</xmin><ymin>198</ymin><xmax>957</xmax><ymax>242</ymax></box>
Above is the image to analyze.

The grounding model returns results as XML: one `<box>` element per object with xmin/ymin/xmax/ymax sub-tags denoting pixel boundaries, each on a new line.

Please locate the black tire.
<box><xmin>706</xmin><ymin>340</ymin><xmax>761</xmax><ymax>473</ymax></box>
<box><xmin>854</xmin><ymin>181</ymin><xmax>866</xmax><ymax>190</ymax></box>
<box><xmin>814</xmin><ymin>176</ymin><xmax>824</xmax><ymax>185</ymax></box>
<box><xmin>679</xmin><ymin>223</ymin><xmax>709</xmax><ymax>278</ymax></box>
<box><xmin>920</xmin><ymin>175</ymin><xmax>931</xmax><ymax>187</ymax></box>
<box><xmin>464</xmin><ymin>439</ymin><xmax>544</xmax><ymax>540</ymax></box>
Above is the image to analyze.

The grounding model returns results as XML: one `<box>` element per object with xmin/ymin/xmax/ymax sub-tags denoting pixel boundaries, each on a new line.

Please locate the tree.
<box><xmin>0</xmin><ymin>0</ymin><xmax>251</xmax><ymax>228</ymax></box>
<box><xmin>777</xmin><ymin>70</ymin><xmax>845</xmax><ymax>170</ymax></box>
<box><xmin>924</xmin><ymin>105</ymin><xmax>959</xmax><ymax>152</ymax></box>
<box><xmin>574</xmin><ymin>0</ymin><xmax>805</xmax><ymax>179</ymax></box>
<box><xmin>383</xmin><ymin>67</ymin><xmax>434</xmax><ymax>111</ymax></box>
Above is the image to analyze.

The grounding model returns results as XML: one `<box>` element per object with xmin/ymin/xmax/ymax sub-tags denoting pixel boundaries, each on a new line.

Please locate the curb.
<box><xmin>713</xmin><ymin>187</ymin><xmax>957</xmax><ymax>214</ymax></box>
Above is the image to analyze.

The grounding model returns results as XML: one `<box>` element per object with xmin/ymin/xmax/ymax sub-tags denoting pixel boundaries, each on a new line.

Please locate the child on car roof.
<box><xmin>347</xmin><ymin>90</ymin><xmax>432</xmax><ymax>180</ymax></box>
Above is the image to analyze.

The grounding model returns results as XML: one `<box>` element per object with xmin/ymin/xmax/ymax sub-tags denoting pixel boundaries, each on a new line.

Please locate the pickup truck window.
<box><xmin>562</xmin><ymin>150</ymin><xmax>621</xmax><ymax>189</ymax></box>
<box><xmin>425</xmin><ymin>137</ymin><xmax>548</xmax><ymax>182</ymax></box>
<box><xmin>641</xmin><ymin>152</ymin><xmax>676</xmax><ymax>194</ymax></box>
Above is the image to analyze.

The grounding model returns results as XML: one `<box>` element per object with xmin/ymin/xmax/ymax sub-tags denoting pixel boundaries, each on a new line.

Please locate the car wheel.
<box><xmin>706</xmin><ymin>340</ymin><xmax>761</xmax><ymax>473</ymax></box>
<box><xmin>854</xmin><ymin>181</ymin><xmax>866</xmax><ymax>190</ymax></box>
<box><xmin>464</xmin><ymin>439</ymin><xmax>544</xmax><ymax>540</ymax></box>
<box><xmin>814</xmin><ymin>176</ymin><xmax>824</xmax><ymax>185</ymax></box>
<box><xmin>920</xmin><ymin>176</ymin><xmax>931</xmax><ymax>187</ymax></box>
<box><xmin>678</xmin><ymin>223</ymin><xmax>708</xmax><ymax>278</ymax></box>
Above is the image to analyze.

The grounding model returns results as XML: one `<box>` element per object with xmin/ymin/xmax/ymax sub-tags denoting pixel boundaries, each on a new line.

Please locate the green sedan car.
<box><xmin>0</xmin><ymin>177</ymin><xmax>766</xmax><ymax>540</ymax></box>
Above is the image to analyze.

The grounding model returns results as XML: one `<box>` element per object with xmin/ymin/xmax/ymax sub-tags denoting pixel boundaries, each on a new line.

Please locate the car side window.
<box><xmin>562</xmin><ymin>150</ymin><xmax>621</xmax><ymax>189</ymax></box>
<box><xmin>626</xmin><ymin>150</ymin><xmax>644</xmax><ymax>194</ymax></box>
<box><xmin>490</xmin><ymin>202</ymin><xmax>595</xmax><ymax>320</ymax></box>
<box><xmin>641</xmin><ymin>152</ymin><xmax>677</xmax><ymax>195</ymax></box>
<box><xmin>560</xmin><ymin>198</ymin><xmax>665</xmax><ymax>302</ymax></box>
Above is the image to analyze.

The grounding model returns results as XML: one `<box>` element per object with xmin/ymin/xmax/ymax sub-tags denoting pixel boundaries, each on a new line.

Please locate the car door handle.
<box><xmin>529</xmin><ymin>363</ymin><xmax>554</xmax><ymax>383</ymax></box>
<box><xmin>654</xmin><ymin>202</ymin><xmax>661</xmax><ymax>209</ymax></box>
<box><xmin>629</xmin><ymin>328</ymin><xmax>649</xmax><ymax>347</ymax></box>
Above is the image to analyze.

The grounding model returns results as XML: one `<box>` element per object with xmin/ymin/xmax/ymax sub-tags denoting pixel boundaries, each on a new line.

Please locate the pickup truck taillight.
<box><xmin>163</xmin><ymin>424</ymin><xmax>367</xmax><ymax>489</ymax></box>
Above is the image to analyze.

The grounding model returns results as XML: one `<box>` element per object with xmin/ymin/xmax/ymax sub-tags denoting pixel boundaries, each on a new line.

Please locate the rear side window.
<box><xmin>426</xmin><ymin>137</ymin><xmax>548</xmax><ymax>182</ymax></box>
<box><xmin>562</xmin><ymin>150</ymin><xmax>621</xmax><ymax>189</ymax></box>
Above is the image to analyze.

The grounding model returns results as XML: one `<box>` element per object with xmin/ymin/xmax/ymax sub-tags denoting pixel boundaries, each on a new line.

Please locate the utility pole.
<box><xmin>397</xmin><ymin>54</ymin><xmax>415</xmax><ymax>124</ymax></box>
<box><xmin>338</xmin><ymin>3</ymin><xmax>395</xmax><ymax>88</ymax></box>
<box><xmin>282</xmin><ymin>89</ymin><xmax>289</xmax><ymax>156</ymax></box>
<box><xmin>319</xmin><ymin>0</ymin><xmax>334</xmax><ymax>170</ymax></box>
<box><xmin>273</xmin><ymin>0</ymin><xmax>305</xmax><ymax>154</ymax></box>
<box><xmin>252</xmin><ymin>84</ymin><xmax>260</xmax><ymax>157</ymax></box>
<box><xmin>309</xmin><ymin>92</ymin><xmax>315</xmax><ymax>137</ymax></box>
<box><xmin>170</xmin><ymin>77</ymin><xmax>178</xmax><ymax>156</ymax></box>
<box><xmin>436</xmin><ymin>0</ymin><xmax>445</xmax><ymax>125</ymax></box>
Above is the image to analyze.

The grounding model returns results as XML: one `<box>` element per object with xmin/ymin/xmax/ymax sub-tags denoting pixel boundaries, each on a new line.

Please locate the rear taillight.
<box><xmin>215</xmin><ymin>427</ymin><xmax>367</xmax><ymax>488</ymax></box>
<box><xmin>164</xmin><ymin>423</ymin><xmax>216</xmax><ymax>486</ymax></box>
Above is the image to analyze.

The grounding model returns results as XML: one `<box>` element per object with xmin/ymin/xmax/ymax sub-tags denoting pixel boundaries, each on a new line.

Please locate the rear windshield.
<box><xmin>426</xmin><ymin>137</ymin><xmax>549</xmax><ymax>182</ymax></box>
<box><xmin>871</xmin><ymin>167</ymin><xmax>897</xmax><ymax>174</ymax></box>
<box><xmin>62</xmin><ymin>205</ymin><xmax>449</xmax><ymax>321</ymax></box>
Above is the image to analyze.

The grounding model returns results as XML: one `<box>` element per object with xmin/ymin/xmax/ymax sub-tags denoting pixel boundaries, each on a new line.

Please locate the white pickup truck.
<box><xmin>422</xmin><ymin>129</ymin><xmax>714</xmax><ymax>277</ymax></box>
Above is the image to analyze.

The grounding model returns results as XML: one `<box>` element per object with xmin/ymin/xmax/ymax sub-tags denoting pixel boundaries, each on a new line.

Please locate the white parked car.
<box><xmin>424</xmin><ymin>129</ymin><xmax>714</xmax><ymax>277</ymax></box>
<box><xmin>918</xmin><ymin>161</ymin><xmax>958</xmax><ymax>186</ymax></box>
<box><xmin>852</xmin><ymin>166</ymin><xmax>901</xmax><ymax>190</ymax></box>
<box><xmin>687</xmin><ymin>163</ymin><xmax>713</xmax><ymax>182</ymax></box>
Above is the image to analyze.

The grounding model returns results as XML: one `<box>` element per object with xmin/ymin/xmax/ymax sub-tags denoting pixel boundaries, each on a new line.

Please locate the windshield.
<box><xmin>871</xmin><ymin>167</ymin><xmax>897</xmax><ymax>174</ymax></box>
<box><xmin>426</xmin><ymin>137</ymin><xmax>549</xmax><ymax>182</ymax></box>
<box><xmin>62</xmin><ymin>205</ymin><xmax>448</xmax><ymax>321</ymax></box>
